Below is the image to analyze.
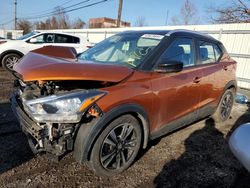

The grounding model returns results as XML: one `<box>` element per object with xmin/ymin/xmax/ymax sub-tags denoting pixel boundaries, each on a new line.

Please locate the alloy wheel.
<box><xmin>100</xmin><ymin>123</ymin><xmax>138</xmax><ymax>170</ymax></box>
<box><xmin>6</xmin><ymin>56</ymin><xmax>19</xmax><ymax>69</ymax></box>
<box><xmin>220</xmin><ymin>92</ymin><xmax>233</xmax><ymax>120</ymax></box>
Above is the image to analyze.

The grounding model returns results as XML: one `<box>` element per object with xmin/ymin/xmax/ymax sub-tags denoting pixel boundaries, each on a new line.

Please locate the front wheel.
<box><xmin>212</xmin><ymin>88</ymin><xmax>235</xmax><ymax>122</ymax></box>
<box><xmin>88</xmin><ymin>114</ymin><xmax>142</xmax><ymax>177</ymax></box>
<box><xmin>2</xmin><ymin>53</ymin><xmax>21</xmax><ymax>72</ymax></box>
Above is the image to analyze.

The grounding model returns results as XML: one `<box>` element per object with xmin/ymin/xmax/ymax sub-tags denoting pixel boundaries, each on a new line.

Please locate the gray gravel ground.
<box><xmin>0</xmin><ymin>68</ymin><xmax>250</xmax><ymax>188</ymax></box>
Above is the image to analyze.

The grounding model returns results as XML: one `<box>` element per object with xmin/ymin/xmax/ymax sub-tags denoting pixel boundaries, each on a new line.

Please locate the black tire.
<box><xmin>212</xmin><ymin>88</ymin><xmax>235</xmax><ymax>123</ymax></box>
<box><xmin>88</xmin><ymin>114</ymin><xmax>142</xmax><ymax>177</ymax></box>
<box><xmin>2</xmin><ymin>53</ymin><xmax>21</xmax><ymax>72</ymax></box>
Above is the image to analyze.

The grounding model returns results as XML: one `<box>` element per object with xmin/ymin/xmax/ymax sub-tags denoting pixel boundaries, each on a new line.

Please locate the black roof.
<box><xmin>120</xmin><ymin>29</ymin><xmax>218</xmax><ymax>43</ymax></box>
<box><xmin>120</xmin><ymin>30</ymin><xmax>170</xmax><ymax>35</ymax></box>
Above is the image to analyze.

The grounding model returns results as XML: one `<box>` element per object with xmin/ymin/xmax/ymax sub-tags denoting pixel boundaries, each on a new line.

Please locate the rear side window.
<box><xmin>199</xmin><ymin>41</ymin><xmax>222</xmax><ymax>64</ymax></box>
<box><xmin>160</xmin><ymin>38</ymin><xmax>195</xmax><ymax>67</ymax></box>
<box><xmin>55</xmin><ymin>34</ymin><xmax>80</xmax><ymax>43</ymax></box>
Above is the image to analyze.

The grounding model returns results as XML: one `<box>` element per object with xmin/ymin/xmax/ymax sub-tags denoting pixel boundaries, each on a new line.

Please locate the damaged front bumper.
<box><xmin>11</xmin><ymin>92</ymin><xmax>76</xmax><ymax>156</ymax></box>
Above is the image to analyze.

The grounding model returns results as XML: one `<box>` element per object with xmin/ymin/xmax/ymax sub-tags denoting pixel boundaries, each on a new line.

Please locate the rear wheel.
<box><xmin>212</xmin><ymin>88</ymin><xmax>235</xmax><ymax>122</ymax></box>
<box><xmin>88</xmin><ymin>114</ymin><xmax>142</xmax><ymax>176</ymax></box>
<box><xmin>2</xmin><ymin>53</ymin><xmax>21</xmax><ymax>72</ymax></box>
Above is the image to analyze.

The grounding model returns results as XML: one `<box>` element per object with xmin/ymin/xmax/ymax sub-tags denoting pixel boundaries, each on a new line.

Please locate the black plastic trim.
<box><xmin>0</xmin><ymin>50</ymin><xmax>24</xmax><ymax>63</ymax></box>
<box><xmin>11</xmin><ymin>93</ymin><xmax>43</xmax><ymax>140</ymax></box>
<box><xmin>73</xmin><ymin>103</ymin><xmax>150</xmax><ymax>162</ymax></box>
<box><xmin>150</xmin><ymin>105</ymin><xmax>216</xmax><ymax>140</ymax></box>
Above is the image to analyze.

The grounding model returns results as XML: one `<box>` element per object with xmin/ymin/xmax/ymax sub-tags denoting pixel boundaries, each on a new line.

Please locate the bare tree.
<box><xmin>34</xmin><ymin>21</ymin><xmax>47</xmax><ymax>30</ymax></box>
<box><xmin>171</xmin><ymin>16</ymin><xmax>180</xmax><ymax>25</ymax></box>
<box><xmin>71</xmin><ymin>18</ymin><xmax>86</xmax><ymax>29</ymax></box>
<box><xmin>209</xmin><ymin>0</ymin><xmax>250</xmax><ymax>23</ymax></box>
<box><xmin>35</xmin><ymin>7</ymin><xmax>85</xmax><ymax>30</ymax></box>
<box><xmin>171</xmin><ymin>0</ymin><xmax>199</xmax><ymax>25</ymax></box>
<box><xmin>17</xmin><ymin>19</ymin><xmax>32</xmax><ymax>34</ymax></box>
<box><xmin>181</xmin><ymin>0</ymin><xmax>199</xmax><ymax>25</ymax></box>
<box><xmin>134</xmin><ymin>16</ymin><xmax>148</xmax><ymax>27</ymax></box>
<box><xmin>55</xmin><ymin>7</ymin><xmax>70</xmax><ymax>29</ymax></box>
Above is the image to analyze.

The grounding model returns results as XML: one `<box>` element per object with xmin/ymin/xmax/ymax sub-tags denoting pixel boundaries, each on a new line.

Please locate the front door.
<box><xmin>151</xmin><ymin>37</ymin><xmax>203</xmax><ymax>132</ymax></box>
<box><xmin>26</xmin><ymin>33</ymin><xmax>55</xmax><ymax>53</ymax></box>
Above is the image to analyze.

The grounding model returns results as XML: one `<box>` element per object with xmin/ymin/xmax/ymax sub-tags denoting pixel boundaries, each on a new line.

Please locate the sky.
<box><xmin>0</xmin><ymin>0</ymin><xmax>231</xmax><ymax>29</ymax></box>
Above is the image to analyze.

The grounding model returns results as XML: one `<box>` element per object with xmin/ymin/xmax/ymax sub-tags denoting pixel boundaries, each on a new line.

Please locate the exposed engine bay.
<box><xmin>15</xmin><ymin>79</ymin><xmax>113</xmax><ymax>99</ymax></box>
<box><xmin>12</xmin><ymin>79</ymin><xmax>109</xmax><ymax>156</ymax></box>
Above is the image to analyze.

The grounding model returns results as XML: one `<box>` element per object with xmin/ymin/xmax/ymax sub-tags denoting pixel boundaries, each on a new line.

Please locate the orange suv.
<box><xmin>11</xmin><ymin>30</ymin><xmax>237</xmax><ymax>176</ymax></box>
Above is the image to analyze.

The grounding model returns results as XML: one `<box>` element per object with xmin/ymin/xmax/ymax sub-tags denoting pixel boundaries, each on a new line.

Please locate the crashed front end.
<box><xmin>10</xmin><ymin>50</ymin><xmax>133</xmax><ymax>156</ymax></box>
<box><xmin>11</xmin><ymin>79</ymin><xmax>106</xmax><ymax>156</ymax></box>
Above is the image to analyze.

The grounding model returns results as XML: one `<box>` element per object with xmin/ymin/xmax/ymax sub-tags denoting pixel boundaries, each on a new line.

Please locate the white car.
<box><xmin>0</xmin><ymin>31</ymin><xmax>91</xmax><ymax>71</ymax></box>
<box><xmin>229</xmin><ymin>123</ymin><xmax>250</xmax><ymax>172</ymax></box>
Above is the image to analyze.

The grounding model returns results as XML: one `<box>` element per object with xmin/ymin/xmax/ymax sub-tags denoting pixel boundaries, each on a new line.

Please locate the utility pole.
<box><xmin>165</xmin><ymin>9</ymin><xmax>169</xmax><ymax>25</ymax></box>
<box><xmin>117</xmin><ymin>0</ymin><xmax>123</xmax><ymax>27</ymax></box>
<box><xmin>14</xmin><ymin>0</ymin><xmax>17</xmax><ymax>30</ymax></box>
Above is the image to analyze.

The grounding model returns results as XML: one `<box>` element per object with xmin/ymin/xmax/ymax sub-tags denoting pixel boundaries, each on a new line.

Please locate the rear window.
<box><xmin>55</xmin><ymin>34</ymin><xmax>80</xmax><ymax>44</ymax></box>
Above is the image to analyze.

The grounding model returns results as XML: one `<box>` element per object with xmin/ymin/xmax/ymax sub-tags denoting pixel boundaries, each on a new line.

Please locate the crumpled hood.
<box><xmin>14</xmin><ymin>52</ymin><xmax>134</xmax><ymax>82</ymax></box>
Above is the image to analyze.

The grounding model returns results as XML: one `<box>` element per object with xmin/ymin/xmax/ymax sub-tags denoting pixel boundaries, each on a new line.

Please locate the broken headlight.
<box><xmin>24</xmin><ymin>90</ymin><xmax>106</xmax><ymax>123</ymax></box>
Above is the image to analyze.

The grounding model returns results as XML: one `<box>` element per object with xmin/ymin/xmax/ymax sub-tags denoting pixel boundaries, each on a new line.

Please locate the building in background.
<box><xmin>0</xmin><ymin>30</ymin><xmax>23</xmax><ymax>39</ymax></box>
<box><xmin>89</xmin><ymin>17</ymin><xmax>130</xmax><ymax>28</ymax></box>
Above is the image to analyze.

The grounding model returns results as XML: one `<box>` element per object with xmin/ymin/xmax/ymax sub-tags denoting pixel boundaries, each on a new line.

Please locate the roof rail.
<box><xmin>165</xmin><ymin>29</ymin><xmax>215</xmax><ymax>39</ymax></box>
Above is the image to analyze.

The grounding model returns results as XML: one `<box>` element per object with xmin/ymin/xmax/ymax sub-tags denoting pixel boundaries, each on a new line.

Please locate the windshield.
<box><xmin>78</xmin><ymin>33</ymin><xmax>164</xmax><ymax>68</ymax></box>
<box><xmin>17</xmin><ymin>31</ymin><xmax>40</xmax><ymax>40</ymax></box>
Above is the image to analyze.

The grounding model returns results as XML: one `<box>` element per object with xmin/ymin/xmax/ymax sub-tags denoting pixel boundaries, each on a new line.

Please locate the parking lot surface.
<box><xmin>0</xmin><ymin>68</ymin><xmax>250</xmax><ymax>188</ymax></box>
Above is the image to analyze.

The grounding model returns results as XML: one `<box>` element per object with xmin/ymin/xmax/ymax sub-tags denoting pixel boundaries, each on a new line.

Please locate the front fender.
<box><xmin>73</xmin><ymin>103</ymin><xmax>150</xmax><ymax>163</ymax></box>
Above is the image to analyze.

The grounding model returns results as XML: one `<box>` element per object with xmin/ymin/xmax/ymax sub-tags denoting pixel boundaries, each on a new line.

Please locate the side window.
<box><xmin>31</xmin><ymin>34</ymin><xmax>44</xmax><ymax>43</ymax></box>
<box><xmin>55</xmin><ymin>34</ymin><xmax>69</xmax><ymax>43</ymax></box>
<box><xmin>199</xmin><ymin>41</ymin><xmax>221</xmax><ymax>64</ymax></box>
<box><xmin>45</xmin><ymin>34</ymin><xmax>55</xmax><ymax>43</ymax></box>
<box><xmin>160</xmin><ymin>38</ymin><xmax>195</xmax><ymax>67</ymax></box>
<box><xmin>30</xmin><ymin>34</ymin><xmax>54</xmax><ymax>43</ymax></box>
<box><xmin>55</xmin><ymin>34</ymin><xmax>79</xmax><ymax>43</ymax></box>
<box><xmin>72</xmin><ymin>36</ymin><xmax>80</xmax><ymax>43</ymax></box>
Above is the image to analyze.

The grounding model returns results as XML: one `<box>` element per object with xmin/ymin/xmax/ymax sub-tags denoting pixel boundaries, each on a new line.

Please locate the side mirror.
<box><xmin>154</xmin><ymin>60</ymin><xmax>183</xmax><ymax>73</ymax></box>
<box><xmin>29</xmin><ymin>38</ymin><xmax>38</xmax><ymax>43</ymax></box>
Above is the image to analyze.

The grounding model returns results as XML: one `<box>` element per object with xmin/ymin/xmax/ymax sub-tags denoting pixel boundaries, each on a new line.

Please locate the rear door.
<box><xmin>151</xmin><ymin>37</ymin><xmax>204</xmax><ymax>131</ymax></box>
<box><xmin>54</xmin><ymin>34</ymin><xmax>82</xmax><ymax>53</ymax></box>
<box><xmin>196</xmin><ymin>40</ymin><xmax>225</xmax><ymax>112</ymax></box>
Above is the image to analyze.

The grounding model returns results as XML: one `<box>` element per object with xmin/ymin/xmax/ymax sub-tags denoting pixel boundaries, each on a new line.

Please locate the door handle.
<box><xmin>193</xmin><ymin>76</ymin><xmax>201</xmax><ymax>83</ymax></box>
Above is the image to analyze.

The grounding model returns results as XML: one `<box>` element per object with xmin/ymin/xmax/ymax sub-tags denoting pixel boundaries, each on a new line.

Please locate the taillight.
<box><xmin>0</xmin><ymin>41</ymin><xmax>7</xmax><ymax>45</ymax></box>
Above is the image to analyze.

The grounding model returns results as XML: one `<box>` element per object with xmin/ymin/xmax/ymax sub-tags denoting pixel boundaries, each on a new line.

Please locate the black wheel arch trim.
<box><xmin>0</xmin><ymin>50</ymin><xmax>24</xmax><ymax>63</ymax></box>
<box><xmin>73</xmin><ymin>103</ymin><xmax>150</xmax><ymax>163</ymax></box>
<box><xmin>216</xmin><ymin>80</ymin><xmax>237</xmax><ymax>108</ymax></box>
<box><xmin>224</xmin><ymin>80</ymin><xmax>237</xmax><ymax>92</ymax></box>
